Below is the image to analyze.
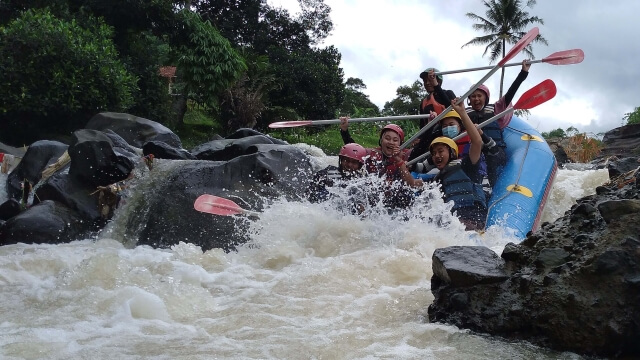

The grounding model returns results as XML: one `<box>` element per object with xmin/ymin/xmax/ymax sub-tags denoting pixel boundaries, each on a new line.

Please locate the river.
<box><xmin>0</xmin><ymin>154</ymin><xmax>608</xmax><ymax>359</ymax></box>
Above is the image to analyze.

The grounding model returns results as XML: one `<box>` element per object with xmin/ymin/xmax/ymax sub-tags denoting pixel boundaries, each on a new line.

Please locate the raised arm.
<box><xmin>452</xmin><ymin>98</ymin><xmax>482</xmax><ymax>165</ymax></box>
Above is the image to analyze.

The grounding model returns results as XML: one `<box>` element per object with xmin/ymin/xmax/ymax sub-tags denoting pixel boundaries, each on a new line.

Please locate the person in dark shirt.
<box><xmin>465</xmin><ymin>60</ymin><xmax>531</xmax><ymax>186</ymax></box>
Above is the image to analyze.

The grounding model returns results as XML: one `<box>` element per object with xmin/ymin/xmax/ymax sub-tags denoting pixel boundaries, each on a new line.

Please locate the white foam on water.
<box><xmin>0</xmin><ymin>166</ymin><xmax>597</xmax><ymax>359</ymax></box>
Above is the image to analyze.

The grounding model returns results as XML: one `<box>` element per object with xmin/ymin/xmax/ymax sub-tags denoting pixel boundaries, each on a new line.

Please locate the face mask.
<box><xmin>442</xmin><ymin>125</ymin><xmax>459</xmax><ymax>138</ymax></box>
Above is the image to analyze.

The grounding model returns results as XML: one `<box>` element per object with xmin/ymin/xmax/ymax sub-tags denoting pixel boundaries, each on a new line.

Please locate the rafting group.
<box><xmin>306</xmin><ymin>62</ymin><xmax>533</xmax><ymax>231</ymax></box>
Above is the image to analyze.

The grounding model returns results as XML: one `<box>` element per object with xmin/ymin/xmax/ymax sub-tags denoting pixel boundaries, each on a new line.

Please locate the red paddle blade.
<box><xmin>268</xmin><ymin>121</ymin><xmax>313</xmax><ymax>129</ymax></box>
<box><xmin>194</xmin><ymin>194</ymin><xmax>246</xmax><ymax>216</ymax></box>
<box><xmin>542</xmin><ymin>49</ymin><xmax>584</xmax><ymax>65</ymax></box>
<box><xmin>514</xmin><ymin>79</ymin><xmax>557</xmax><ymax>110</ymax></box>
<box><xmin>499</xmin><ymin>27</ymin><xmax>539</xmax><ymax>66</ymax></box>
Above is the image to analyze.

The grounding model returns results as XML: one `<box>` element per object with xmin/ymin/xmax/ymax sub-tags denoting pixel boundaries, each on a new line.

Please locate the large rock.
<box><xmin>192</xmin><ymin>135</ymin><xmax>287</xmax><ymax>161</ymax></box>
<box><xmin>85</xmin><ymin>112</ymin><xmax>182</xmax><ymax>149</ymax></box>
<box><xmin>599</xmin><ymin>123</ymin><xmax>640</xmax><ymax>158</ymax></box>
<box><xmin>6</xmin><ymin>140</ymin><xmax>68</xmax><ymax>200</ymax></box>
<box><xmin>34</xmin><ymin>173</ymin><xmax>102</xmax><ymax>224</ymax></box>
<box><xmin>143</xmin><ymin>141</ymin><xmax>196</xmax><ymax>160</ymax></box>
<box><xmin>68</xmin><ymin>129</ymin><xmax>137</xmax><ymax>188</ymax></box>
<box><xmin>118</xmin><ymin>144</ymin><xmax>313</xmax><ymax>251</ymax></box>
<box><xmin>0</xmin><ymin>200</ymin><xmax>92</xmax><ymax>245</ymax></box>
<box><xmin>428</xmin><ymin>179</ymin><xmax>640</xmax><ymax>358</ymax></box>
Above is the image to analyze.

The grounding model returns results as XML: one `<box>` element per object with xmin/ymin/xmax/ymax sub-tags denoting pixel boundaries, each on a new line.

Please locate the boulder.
<box><xmin>428</xmin><ymin>178</ymin><xmax>640</xmax><ymax>358</ymax></box>
<box><xmin>0</xmin><ymin>199</ymin><xmax>21</xmax><ymax>221</ymax></box>
<box><xmin>192</xmin><ymin>135</ymin><xmax>287</xmax><ymax>161</ymax></box>
<box><xmin>143</xmin><ymin>141</ymin><xmax>196</xmax><ymax>160</ymax></box>
<box><xmin>68</xmin><ymin>129</ymin><xmax>137</xmax><ymax>188</ymax></box>
<box><xmin>0</xmin><ymin>200</ymin><xmax>92</xmax><ymax>245</ymax></box>
<box><xmin>120</xmin><ymin>145</ymin><xmax>313</xmax><ymax>251</ymax></box>
<box><xmin>34</xmin><ymin>173</ymin><xmax>102</xmax><ymax>224</ymax></box>
<box><xmin>85</xmin><ymin>112</ymin><xmax>182</xmax><ymax>148</ymax></box>
<box><xmin>226</xmin><ymin>128</ymin><xmax>288</xmax><ymax>144</ymax></box>
<box><xmin>6</xmin><ymin>140</ymin><xmax>68</xmax><ymax>200</ymax></box>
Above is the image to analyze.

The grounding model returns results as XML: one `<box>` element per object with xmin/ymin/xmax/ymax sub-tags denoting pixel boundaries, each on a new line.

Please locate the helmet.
<box><xmin>430</xmin><ymin>137</ymin><xmax>458</xmax><ymax>159</ymax></box>
<box><xmin>441</xmin><ymin>110</ymin><xmax>461</xmax><ymax>122</ymax></box>
<box><xmin>419</xmin><ymin>67</ymin><xmax>443</xmax><ymax>82</ymax></box>
<box><xmin>469</xmin><ymin>84</ymin><xmax>490</xmax><ymax>105</ymax></box>
<box><xmin>380</xmin><ymin>124</ymin><xmax>405</xmax><ymax>143</ymax></box>
<box><xmin>339</xmin><ymin>143</ymin><xmax>367</xmax><ymax>164</ymax></box>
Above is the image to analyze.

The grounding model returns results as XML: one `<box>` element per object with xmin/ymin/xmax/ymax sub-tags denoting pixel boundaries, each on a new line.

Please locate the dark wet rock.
<box><xmin>226</xmin><ymin>128</ymin><xmax>288</xmax><ymax>145</ymax></box>
<box><xmin>606</xmin><ymin>157</ymin><xmax>640</xmax><ymax>178</ymax></box>
<box><xmin>428</xmin><ymin>177</ymin><xmax>640</xmax><ymax>358</ymax></box>
<box><xmin>85</xmin><ymin>112</ymin><xmax>182</xmax><ymax>148</ymax></box>
<box><xmin>432</xmin><ymin>246</ymin><xmax>508</xmax><ymax>287</ymax></box>
<box><xmin>0</xmin><ymin>199</ymin><xmax>21</xmax><ymax>221</ymax></box>
<box><xmin>192</xmin><ymin>135</ymin><xmax>287</xmax><ymax>161</ymax></box>
<box><xmin>599</xmin><ymin>123</ymin><xmax>640</xmax><ymax>159</ymax></box>
<box><xmin>68</xmin><ymin>129</ymin><xmax>136</xmax><ymax>188</ymax></box>
<box><xmin>143</xmin><ymin>141</ymin><xmax>196</xmax><ymax>160</ymax></box>
<box><xmin>0</xmin><ymin>200</ymin><xmax>92</xmax><ymax>245</ymax></box>
<box><xmin>597</xmin><ymin>199</ymin><xmax>640</xmax><ymax>223</ymax></box>
<box><xmin>121</xmin><ymin>145</ymin><xmax>313</xmax><ymax>251</ymax></box>
<box><xmin>6</xmin><ymin>140</ymin><xmax>68</xmax><ymax>200</ymax></box>
<box><xmin>34</xmin><ymin>173</ymin><xmax>102</xmax><ymax>224</ymax></box>
<box><xmin>0</xmin><ymin>141</ymin><xmax>27</xmax><ymax>158</ymax></box>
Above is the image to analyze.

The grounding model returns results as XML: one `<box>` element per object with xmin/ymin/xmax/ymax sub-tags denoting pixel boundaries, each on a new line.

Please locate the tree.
<box><xmin>623</xmin><ymin>107</ymin><xmax>640</xmax><ymax>125</ymax></box>
<box><xmin>221</xmin><ymin>51</ymin><xmax>279</xmax><ymax>131</ymax></box>
<box><xmin>0</xmin><ymin>9</ymin><xmax>137</xmax><ymax>145</ymax></box>
<box><xmin>382</xmin><ymin>81</ymin><xmax>426</xmax><ymax>116</ymax></box>
<box><xmin>462</xmin><ymin>0</ymin><xmax>547</xmax><ymax>96</ymax></box>
<box><xmin>541</xmin><ymin>128</ymin><xmax>566</xmax><ymax>139</ymax></box>
<box><xmin>338</xmin><ymin>77</ymin><xmax>380</xmax><ymax>117</ymax></box>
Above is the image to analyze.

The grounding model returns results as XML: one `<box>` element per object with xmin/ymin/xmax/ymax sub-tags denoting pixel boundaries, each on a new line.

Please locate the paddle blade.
<box><xmin>268</xmin><ymin>121</ymin><xmax>313</xmax><ymax>129</ymax></box>
<box><xmin>194</xmin><ymin>194</ymin><xmax>246</xmax><ymax>216</ymax></box>
<box><xmin>499</xmin><ymin>27</ymin><xmax>539</xmax><ymax>66</ymax></box>
<box><xmin>542</xmin><ymin>49</ymin><xmax>584</xmax><ymax>65</ymax></box>
<box><xmin>514</xmin><ymin>79</ymin><xmax>557</xmax><ymax>110</ymax></box>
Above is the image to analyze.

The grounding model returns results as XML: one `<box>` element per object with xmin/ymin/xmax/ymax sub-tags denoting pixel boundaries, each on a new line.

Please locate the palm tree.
<box><xmin>462</xmin><ymin>0</ymin><xmax>548</xmax><ymax>97</ymax></box>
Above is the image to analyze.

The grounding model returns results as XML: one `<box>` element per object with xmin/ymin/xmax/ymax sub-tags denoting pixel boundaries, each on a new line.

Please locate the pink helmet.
<box><xmin>469</xmin><ymin>84</ymin><xmax>490</xmax><ymax>106</ymax></box>
<box><xmin>380</xmin><ymin>124</ymin><xmax>405</xmax><ymax>143</ymax></box>
<box><xmin>339</xmin><ymin>143</ymin><xmax>367</xmax><ymax>164</ymax></box>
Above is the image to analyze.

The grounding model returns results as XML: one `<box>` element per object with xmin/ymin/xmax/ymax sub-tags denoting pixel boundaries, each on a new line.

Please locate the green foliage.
<box><xmin>123</xmin><ymin>31</ymin><xmax>174</xmax><ymax>124</ymax></box>
<box><xmin>338</xmin><ymin>77</ymin><xmax>380</xmax><ymax>117</ymax></box>
<box><xmin>541</xmin><ymin>128</ymin><xmax>567</xmax><ymax>138</ymax></box>
<box><xmin>382</xmin><ymin>81</ymin><xmax>426</xmax><ymax>116</ymax></box>
<box><xmin>623</xmin><ymin>107</ymin><xmax>640</xmax><ymax>125</ymax></box>
<box><xmin>173</xmin><ymin>10</ymin><xmax>246</xmax><ymax>108</ymax></box>
<box><xmin>0</xmin><ymin>9</ymin><xmax>137</xmax><ymax>144</ymax></box>
<box><xmin>221</xmin><ymin>50</ymin><xmax>279</xmax><ymax>131</ymax></box>
<box><xmin>268</xmin><ymin>45</ymin><xmax>345</xmax><ymax>121</ymax></box>
<box><xmin>462</xmin><ymin>0</ymin><xmax>547</xmax><ymax>96</ymax></box>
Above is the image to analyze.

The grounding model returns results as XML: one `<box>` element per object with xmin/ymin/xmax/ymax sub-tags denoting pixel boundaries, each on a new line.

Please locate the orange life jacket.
<box><xmin>421</xmin><ymin>94</ymin><xmax>446</xmax><ymax>115</ymax></box>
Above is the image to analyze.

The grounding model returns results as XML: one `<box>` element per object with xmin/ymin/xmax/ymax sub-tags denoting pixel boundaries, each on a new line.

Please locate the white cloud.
<box><xmin>268</xmin><ymin>0</ymin><xmax>640</xmax><ymax>135</ymax></box>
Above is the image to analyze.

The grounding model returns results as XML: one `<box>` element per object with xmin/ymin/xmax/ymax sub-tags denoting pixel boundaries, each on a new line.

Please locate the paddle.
<box><xmin>406</xmin><ymin>79</ymin><xmax>557</xmax><ymax>166</ymax></box>
<box><xmin>399</xmin><ymin>27</ymin><xmax>540</xmax><ymax>151</ymax></box>
<box><xmin>435</xmin><ymin>49</ymin><xmax>584</xmax><ymax>76</ymax></box>
<box><xmin>268</xmin><ymin>113</ymin><xmax>435</xmax><ymax>129</ymax></box>
<box><xmin>194</xmin><ymin>194</ymin><xmax>260</xmax><ymax>217</ymax></box>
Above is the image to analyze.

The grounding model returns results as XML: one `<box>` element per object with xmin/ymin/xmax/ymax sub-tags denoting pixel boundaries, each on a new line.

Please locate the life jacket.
<box><xmin>421</xmin><ymin>94</ymin><xmax>447</xmax><ymax>115</ymax></box>
<box><xmin>434</xmin><ymin>160</ymin><xmax>487</xmax><ymax>212</ymax></box>
<box><xmin>465</xmin><ymin>104</ymin><xmax>506</xmax><ymax>147</ymax></box>
<box><xmin>456</xmin><ymin>135</ymin><xmax>488</xmax><ymax>178</ymax></box>
<box><xmin>364</xmin><ymin>148</ymin><xmax>410</xmax><ymax>181</ymax></box>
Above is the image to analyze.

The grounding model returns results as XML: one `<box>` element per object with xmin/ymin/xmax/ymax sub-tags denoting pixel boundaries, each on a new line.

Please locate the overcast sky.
<box><xmin>268</xmin><ymin>0</ymin><xmax>640</xmax><ymax>135</ymax></box>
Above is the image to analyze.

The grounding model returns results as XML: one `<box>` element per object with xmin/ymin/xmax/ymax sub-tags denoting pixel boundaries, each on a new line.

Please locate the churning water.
<box><xmin>0</xmin><ymin>152</ymin><xmax>608</xmax><ymax>359</ymax></box>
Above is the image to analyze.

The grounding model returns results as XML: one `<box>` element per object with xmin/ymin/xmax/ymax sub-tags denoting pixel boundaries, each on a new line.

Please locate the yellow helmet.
<box><xmin>430</xmin><ymin>136</ymin><xmax>458</xmax><ymax>158</ymax></box>
<box><xmin>442</xmin><ymin>110</ymin><xmax>461</xmax><ymax>121</ymax></box>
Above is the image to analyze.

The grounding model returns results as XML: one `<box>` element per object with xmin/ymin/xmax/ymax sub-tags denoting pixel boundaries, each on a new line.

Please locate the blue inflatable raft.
<box><xmin>485</xmin><ymin>116</ymin><xmax>557</xmax><ymax>239</ymax></box>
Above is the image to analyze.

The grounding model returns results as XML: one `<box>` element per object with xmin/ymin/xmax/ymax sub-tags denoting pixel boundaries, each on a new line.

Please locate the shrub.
<box><xmin>0</xmin><ymin>9</ymin><xmax>137</xmax><ymax>144</ymax></box>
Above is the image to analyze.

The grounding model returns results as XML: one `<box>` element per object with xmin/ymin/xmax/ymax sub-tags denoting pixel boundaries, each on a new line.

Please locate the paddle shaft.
<box><xmin>406</xmin><ymin>107</ymin><xmax>514</xmax><ymax>166</ymax></box>
<box><xmin>400</xmin><ymin>27</ymin><xmax>538</xmax><ymax>151</ymax></box>
<box><xmin>399</xmin><ymin>67</ymin><xmax>500</xmax><ymax>150</ymax></box>
<box><xmin>276</xmin><ymin>113</ymin><xmax>435</xmax><ymax>127</ymax></box>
